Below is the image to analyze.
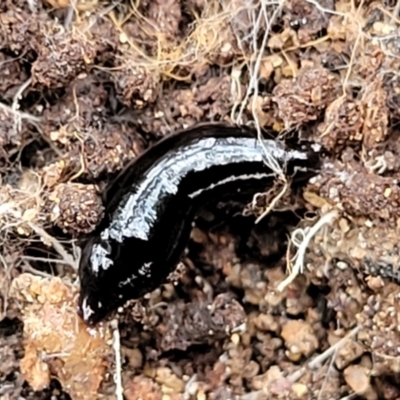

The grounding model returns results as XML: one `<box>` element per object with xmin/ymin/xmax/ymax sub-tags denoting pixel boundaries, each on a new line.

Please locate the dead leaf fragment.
<box><xmin>10</xmin><ymin>274</ymin><xmax>113</xmax><ymax>400</ymax></box>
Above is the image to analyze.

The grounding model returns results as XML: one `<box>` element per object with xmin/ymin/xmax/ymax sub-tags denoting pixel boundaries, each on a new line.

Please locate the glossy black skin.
<box><xmin>78</xmin><ymin>123</ymin><xmax>320</xmax><ymax>325</ymax></box>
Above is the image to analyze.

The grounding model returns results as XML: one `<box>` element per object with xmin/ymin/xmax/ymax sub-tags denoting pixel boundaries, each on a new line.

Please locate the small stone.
<box><xmin>292</xmin><ymin>383</ymin><xmax>308</xmax><ymax>398</ymax></box>
<box><xmin>281</xmin><ymin>320</ymin><xmax>318</xmax><ymax>358</ymax></box>
<box><xmin>335</xmin><ymin>339</ymin><xmax>365</xmax><ymax>370</ymax></box>
<box><xmin>156</xmin><ymin>368</ymin><xmax>185</xmax><ymax>393</ymax></box>
<box><xmin>344</xmin><ymin>365</ymin><xmax>377</xmax><ymax>400</ymax></box>
<box><xmin>253</xmin><ymin>314</ymin><xmax>279</xmax><ymax>332</ymax></box>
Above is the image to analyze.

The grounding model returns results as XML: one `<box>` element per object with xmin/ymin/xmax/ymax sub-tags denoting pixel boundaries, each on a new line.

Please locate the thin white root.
<box><xmin>255</xmin><ymin>180</ymin><xmax>288</xmax><ymax>224</ymax></box>
<box><xmin>231</xmin><ymin>0</ymin><xmax>289</xmax><ymax>229</ymax></box>
<box><xmin>277</xmin><ymin>209</ymin><xmax>339</xmax><ymax>291</ymax></box>
<box><xmin>237</xmin><ymin>325</ymin><xmax>360</xmax><ymax>399</ymax></box>
<box><xmin>25</xmin><ymin>0</ymin><xmax>37</xmax><ymax>12</ymax></box>
<box><xmin>0</xmin><ymin>254</ymin><xmax>10</xmax><ymax>319</ymax></box>
<box><xmin>27</xmin><ymin>223</ymin><xmax>79</xmax><ymax>271</ymax></box>
<box><xmin>338</xmin><ymin>394</ymin><xmax>358</xmax><ymax>400</ymax></box>
<box><xmin>111</xmin><ymin>319</ymin><xmax>124</xmax><ymax>400</ymax></box>
<box><xmin>364</xmin><ymin>155</ymin><xmax>387</xmax><ymax>175</ymax></box>
<box><xmin>21</xmin><ymin>255</ymin><xmax>76</xmax><ymax>265</ymax></box>
<box><xmin>0</xmin><ymin>202</ymin><xmax>78</xmax><ymax>270</ymax></box>
<box><xmin>304</xmin><ymin>0</ymin><xmax>348</xmax><ymax>17</ymax></box>
<box><xmin>183</xmin><ymin>374</ymin><xmax>199</xmax><ymax>400</ymax></box>
<box><xmin>391</xmin><ymin>0</ymin><xmax>400</xmax><ymax>25</ymax></box>
<box><xmin>64</xmin><ymin>4</ymin><xmax>76</xmax><ymax>29</ymax></box>
<box><xmin>12</xmin><ymin>77</ymin><xmax>33</xmax><ymax>133</ymax></box>
<box><xmin>287</xmin><ymin>325</ymin><xmax>361</xmax><ymax>383</ymax></box>
<box><xmin>21</xmin><ymin>262</ymin><xmax>55</xmax><ymax>278</ymax></box>
<box><xmin>0</xmin><ymin>102</ymin><xmax>41</xmax><ymax>122</ymax></box>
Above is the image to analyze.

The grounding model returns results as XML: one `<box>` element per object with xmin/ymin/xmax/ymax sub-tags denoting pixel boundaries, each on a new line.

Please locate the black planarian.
<box><xmin>78</xmin><ymin>123</ymin><xmax>320</xmax><ymax>325</ymax></box>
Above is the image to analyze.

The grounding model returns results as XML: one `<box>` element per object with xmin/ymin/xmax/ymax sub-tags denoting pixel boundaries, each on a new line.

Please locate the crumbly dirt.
<box><xmin>2</xmin><ymin>0</ymin><xmax>400</xmax><ymax>399</ymax></box>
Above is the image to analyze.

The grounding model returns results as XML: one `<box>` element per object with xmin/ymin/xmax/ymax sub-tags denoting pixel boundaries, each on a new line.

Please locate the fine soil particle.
<box><xmin>1</xmin><ymin>1</ymin><xmax>400</xmax><ymax>399</ymax></box>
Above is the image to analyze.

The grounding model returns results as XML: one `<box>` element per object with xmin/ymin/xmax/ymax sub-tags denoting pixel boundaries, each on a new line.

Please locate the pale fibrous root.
<box><xmin>277</xmin><ymin>209</ymin><xmax>340</xmax><ymax>292</ymax></box>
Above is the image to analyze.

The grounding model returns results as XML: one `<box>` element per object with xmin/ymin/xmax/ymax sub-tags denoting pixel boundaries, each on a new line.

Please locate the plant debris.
<box><xmin>9</xmin><ymin>274</ymin><xmax>112</xmax><ymax>400</ymax></box>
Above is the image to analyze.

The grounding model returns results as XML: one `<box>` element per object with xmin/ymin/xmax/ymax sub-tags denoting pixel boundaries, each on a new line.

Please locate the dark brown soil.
<box><xmin>2</xmin><ymin>0</ymin><xmax>400</xmax><ymax>399</ymax></box>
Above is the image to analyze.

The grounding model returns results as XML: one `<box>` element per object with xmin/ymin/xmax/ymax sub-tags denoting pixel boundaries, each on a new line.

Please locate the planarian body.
<box><xmin>78</xmin><ymin>123</ymin><xmax>319</xmax><ymax>325</ymax></box>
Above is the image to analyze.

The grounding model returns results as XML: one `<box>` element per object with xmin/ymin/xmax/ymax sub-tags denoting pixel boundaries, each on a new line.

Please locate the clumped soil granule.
<box><xmin>2</xmin><ymin>1</ymin><xmax>400</xmax><ymax>399</ymax></box>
